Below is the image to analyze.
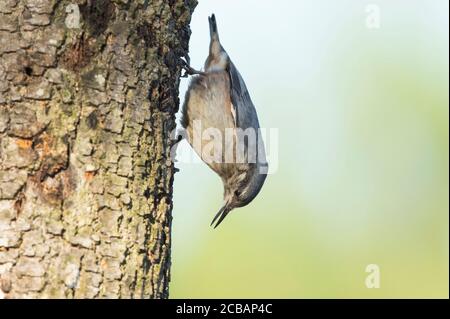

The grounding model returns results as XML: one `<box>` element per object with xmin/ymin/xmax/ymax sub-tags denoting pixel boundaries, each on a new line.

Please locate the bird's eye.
<box><xmin>234</xmin><ymin>190</ymin><xmax>241</xmax><ymax>197</ymax></box>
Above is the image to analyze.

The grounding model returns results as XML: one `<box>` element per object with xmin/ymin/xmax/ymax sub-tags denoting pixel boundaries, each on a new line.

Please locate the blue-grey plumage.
<box><xmin>181</xmin><ymin>14</ymin><xmax>268</xmax><ymax>228</ymax></box>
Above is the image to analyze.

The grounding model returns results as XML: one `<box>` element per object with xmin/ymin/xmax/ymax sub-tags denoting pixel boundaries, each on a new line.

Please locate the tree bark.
<box><xmin>0</xmin><ymin>0</ymin><xmax>196</xmax><ymax>298</ymax></box>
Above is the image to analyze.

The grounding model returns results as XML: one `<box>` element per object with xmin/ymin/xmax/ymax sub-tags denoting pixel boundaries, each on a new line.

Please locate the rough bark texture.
<box><xmin>0</xmin><ymin>0</ymin><xmax>196</xmax><ymax>298</ymax></box>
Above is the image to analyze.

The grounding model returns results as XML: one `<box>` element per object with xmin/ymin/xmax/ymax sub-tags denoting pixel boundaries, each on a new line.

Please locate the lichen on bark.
<box><xmin>0</xmin><ymin>0</ymin><xmax>197</xmax><ymax>298</ymax></box>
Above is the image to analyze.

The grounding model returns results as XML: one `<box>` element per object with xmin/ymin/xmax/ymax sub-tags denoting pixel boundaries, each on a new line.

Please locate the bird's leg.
<box><xmin>183</xmin><ymin>64</ymin><xmax>207</xmax><ymax>77</ymax></box>
<box><xmin>171</xmin><ymin>133</ymin><xmax>184</xmax><ymax>147</ymax></box>
<box><xmin>179</xmin><ymin>57</ymin><xmax>207</xmax><ymax>77</ymax></box>
<box><xmin>169</xmin><ymin>134</ymin><xmax>184</xmax><ymax>160</ymax></box>
<box><xmin>170</xmin><ymin>134</ymin><xmax>183</xmax><ymax>173</ymax></box>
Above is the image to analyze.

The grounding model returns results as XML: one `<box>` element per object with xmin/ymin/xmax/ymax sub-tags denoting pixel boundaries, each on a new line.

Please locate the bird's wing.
<box><xmin>227</xmin><ymin>61</ymin><xmax>259</xmax><ymax>130</ymax></box>
<box><xmin>227</xmin><ymin>61</ymin><xmax>266</xmax><ymax>167</ymax></box>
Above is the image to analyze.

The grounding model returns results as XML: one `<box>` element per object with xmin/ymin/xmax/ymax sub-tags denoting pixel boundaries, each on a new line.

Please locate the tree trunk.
<box><xmin>0</xmin><ymin>0</ymin><xmax>196</xmax><ymax>298</ymax></box>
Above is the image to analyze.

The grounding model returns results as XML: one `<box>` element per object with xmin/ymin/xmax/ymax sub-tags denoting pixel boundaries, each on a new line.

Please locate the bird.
<box><xmin>181</xmin><ymin>14</ymin><xmax>268</xmax><ymax>228</ymax></box>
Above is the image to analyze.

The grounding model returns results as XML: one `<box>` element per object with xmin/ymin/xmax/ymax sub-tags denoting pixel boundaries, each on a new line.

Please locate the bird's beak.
<box><xmin>210</xmin><ymin>203</ymin><xmax>231</xmax><ymax>229</ymax></box>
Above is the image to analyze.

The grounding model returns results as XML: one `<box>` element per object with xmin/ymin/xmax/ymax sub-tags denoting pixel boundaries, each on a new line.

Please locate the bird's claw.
<box><xmin>179</xmin><ymin>57</ymin><xmax>206</xmax><ymax>77</ymax></box>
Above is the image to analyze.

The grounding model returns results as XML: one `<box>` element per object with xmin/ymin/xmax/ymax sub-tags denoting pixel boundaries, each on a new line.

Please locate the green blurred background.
<box><xmin>171</xmin><ymin>0</ymin><xmax>449</xmax><ymax>298</ymax></box>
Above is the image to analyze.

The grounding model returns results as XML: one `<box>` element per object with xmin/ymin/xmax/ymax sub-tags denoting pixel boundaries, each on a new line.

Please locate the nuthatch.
<box><xmin>180</xmin><ymin>14</ymin><xmax>268</xmax><ymax>228</ymax></box>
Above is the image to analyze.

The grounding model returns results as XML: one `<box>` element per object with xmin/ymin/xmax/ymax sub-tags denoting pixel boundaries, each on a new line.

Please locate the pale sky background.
<box><xmin>171</xmin><ymin>0</ymin><xmax>448</xmax><ymax>298</ymax></box>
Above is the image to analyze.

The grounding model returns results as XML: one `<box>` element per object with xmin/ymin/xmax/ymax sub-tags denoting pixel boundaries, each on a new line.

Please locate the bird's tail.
<box><xmin>208</xmin><ymin>14</ymin><xmax>219</xmax><ymax>41</ymax></box>
<box><xmin>210</xmin><ymin>201</ymin><xmax>232</xmax><ymax>229</ymax></box>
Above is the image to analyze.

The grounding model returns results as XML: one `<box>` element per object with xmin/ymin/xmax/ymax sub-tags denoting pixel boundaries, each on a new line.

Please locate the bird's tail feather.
<box><xmin>208</xmin><ymin>13</ymin><xmax>219</xmax><ymax>40</ymax></box>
